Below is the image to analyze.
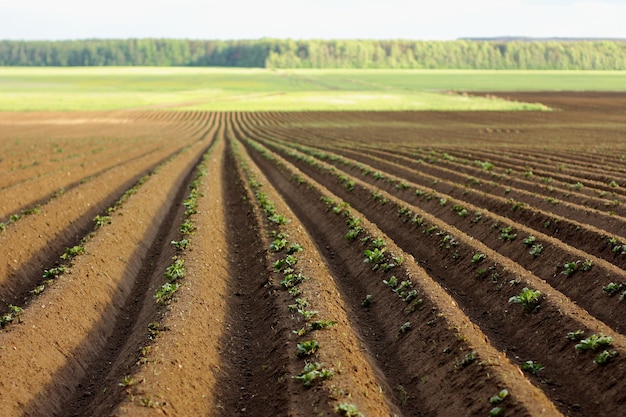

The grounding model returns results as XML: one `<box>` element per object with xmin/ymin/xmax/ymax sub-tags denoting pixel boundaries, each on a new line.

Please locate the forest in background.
<box><xmin>0</xmin><ymin>38</ymin><xmax>625</xmax><ymax>69</ymax></box>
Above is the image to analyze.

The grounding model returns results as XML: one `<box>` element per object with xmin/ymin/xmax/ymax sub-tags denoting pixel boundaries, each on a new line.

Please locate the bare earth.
<box><xmin>1</xmin><ymin>93</ymin><xmax>626</xmax><ymax>416</ymax></box>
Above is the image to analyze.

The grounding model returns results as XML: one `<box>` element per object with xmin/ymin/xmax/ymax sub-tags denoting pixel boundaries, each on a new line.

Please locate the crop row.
<box><xmin>230</xmin><ymin>118</ymin><xmax>562</xmax><ymax>416</ymax></box>
<box><xmin>230</xmin><ymin>111</ymin><xmax>626</xmax><ymax>416</ymax></box>
<box><xmin>0</xmin><ymin>114</ymin><xmax>218</xmax><ymax>416</ymax></box>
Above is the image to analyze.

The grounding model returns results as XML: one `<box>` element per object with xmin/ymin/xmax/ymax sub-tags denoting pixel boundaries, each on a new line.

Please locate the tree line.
<box><xmin>0</xmin><ymin>39</ymin><xmax>624</xmax><ymax>70</ymax></box>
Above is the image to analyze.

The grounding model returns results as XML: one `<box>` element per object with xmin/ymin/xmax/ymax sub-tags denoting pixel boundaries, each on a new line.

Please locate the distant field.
<box><xmin>0</xmin><ymin>67</ymin><xmax>623</xmax><ymax>111</ymax></box>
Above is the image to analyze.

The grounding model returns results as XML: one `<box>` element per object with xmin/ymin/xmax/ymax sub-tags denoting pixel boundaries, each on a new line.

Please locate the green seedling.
<box><xmin>61</xmin><ymin>245</ymin><xmax>85</xmax><ymax>260</ymax></box>
<box><xmin>412</xmin><ymin>215</ymin><xmax>424</xmax><ymax>225</ymax></box>
<box><xmin>370</xmin><ymin>237</ymin><xmax>386</xmax><ymax>249</ymax></box>
<box><xmin>288</xmin><ymin>287</ymin><xmax>301</xmax><ymax>297</ymax></box>
<box><xmin>298</xmin><ymin>309</ymin><xmax>319</xmax><ymax>321</ymax></box>
<box><xmin>566</xmin><ymin>330</ymin><xmax>585</xmax><ymax>341</ymax></box>
<box><xmin>562</xmin><ymin>261</ymin><xmax>580</xmax><ymax>276</ymax></box>
<box><xmin>42</xmin><ymin>266</ymin><xmax>66</xmax><ymax>279</ymax></box>
<box><xmin>529</xmin><ymin>244</ymin><xmax>543</xmax><ymax>258</ymax></box>
<box><xmin>383</xmin><ymin>276</ymin><xmax>399</xmax><ymax>288</ymax></box>
<box><xmin>154</xmin><ymin>282</ymin><xmax>180</xmax><ymax>304</ymax></box>
<box><xmin>269</xmin><ymin>238</ymin><xmax>288</xmax><ymax>252</ymax></box>
<box><xmin>471</xmin><ymin>253</ymin><xmax>486</xmax><ymax>264</ymax></box>
<box><xmin>183</xmin><ymin>198</ymin><xmax>198</xmax><ymax>216</ymax></box>
<box><xmin>273</xmin><ymin>255</ymin><xmax>298</xmax><ymax>272</ymax></box>
<box><xmin>147</xmin><ymin>322</ymin><xmax>161</xmax><ymax>340</ymax></box>
<box><xmin>425</xmin><ymin>225</ymin><xmax>438</xmax><ymax>234</ymax></box>
<box><xmin>119</xmin><ymin>375</ymin><xmax>135</xmax><ymax>387</ymax></box>
<box><xmin>473</xmin><ymin>160</ymin><xmax>494</xmax><ymax>171</ymax></box>
<box><xmin>500</xmin><ymin>226</ymin><xmax>517</xmax><ymax>241</ymax></box>
<box><xmin>399</xmin><ymin>321</ymin><xmax>412</xmax><ymax>334</ymax></box>
<box><xmin>30</xmin><ymin>285</ymin><xmax>46</xmax><ymax>295</ymax></box>
<box><xmin>509</xmin><ymin>287</ymin><xmax>541</xmax><ymax>312</ymax></box>
<box><xmin>458</xmin><ymin>350</ymin><xmax>477</xmax><ymax>368</ymax></box>
<box><xmin>164</xmin><ymin>258</ymin><xmax>185</xmax><ymax>282</ymax></box>
<box><xmin>280</xmin><ymin>272</ymin><xmax>306</xmax><ymax>289</ymax></box>
<box><xmin>269</xmin><ymin>213</ymin><xmax>289</xmax><ymax>225</ymax></box>
<box><xmin>93</xmin><ymin>215</ymin><xmax>111</xmax><ymax>228</ymax></box>
<box><xmin>287</xmin><ymin>243</ymin><xmax>303</xmax><ymax>254</ymax></box>
<box><xmin>287</xmin><ymin>297</ymin><xmax>308</xmax><ymax>311</ymax></box>
<box><xmin>522</xmin><ymin>235</ymin><xmax>536</xmax><ymax>246</ymax></box>
<box><xmin>363</xmin><ymin>248</ymin><xmax>386</xmax><ymax>269</ymax></box>
<box><xmin>344</xmin><ymin>227</ymin><xmax>362</xmax><ymax>240</ymax></box>
<box><xmin>521</xmin><ymin>360</ymin><xmax>544</xmax><ymax>375</ymax></box>
<box><xmin>603</xmin><ymin>282</ymin><xmax>626</xmax><ymax>296</ymax></box>
<box><xmin>0</xmin><ymin>305</ymin><xmax>23</xmax><ymax>328</ymax></box>
<box><xmin>346</xmin><ymin>216</ymin><xmax>361</xmax><ymax>229</ymax></box>
<box><xmin>489</xmin><ymin>389</ymin><xmax>509</xmax><ymax>404</ymax></box>
<box><xmin>594</xmin><ymin>350</ymin><xmax>617</xmax><ymax>365</ymax></box>
<box><xmin>395</xmin><ymin>279</ymin><xmax>412</xmax><ymax>294</ymax></box>
<box><xmin>171</xmin><ymin>239</ymin><xmax>190</xmax><ymax>251</ymax></box>
<box><xmin>575</xmin><ymin>334</ymin><xmax>613</xmax><ymax>352</ymax></box>
<box><xmin>311</xmin><ymin>320</ymin><xmax>337</xmax><ymax>330</ymax></box>
<box><xmin>179</xmin><ymin>219</ymin><xmax>195</xmax><ymax>235</ymax></box>
<box><xmin>372</xmin><ymin>172</ymin><xmax>385</xmax><ymax>180</ymax></box>
<box><xmin>296</xmin><ymin>340</ymin><xmax>319</xmax><ymax>357</ymax></box>
<box><xmin>335</xmin><ymin>403</ymin><xmax>363</xmax><ymax>417</ymax></box>
<box><xmin>293</xmin><ymin>362</ymin><xmax>334</xmax><ymax>387</ymax></box>
<box><xmin>361</xmin><ymin>294</ymin><xmax>372</xmax><ymax>307</ymax></box>
<box><xmin>489</xmin><ymin>408</ymin><xmax>505</xmax><ymax>417</ymax></box>
<box><xmin>404</xmin><ymin>298</ymin><xmax>423</xmax><ymax>314</ymax></box>
<box><xmin>402</xmin><ymin>290</ymin><xmax>418</xmax><ymax>303</ymax></box>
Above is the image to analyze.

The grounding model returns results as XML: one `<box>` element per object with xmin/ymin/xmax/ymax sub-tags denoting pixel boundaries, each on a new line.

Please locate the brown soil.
<box><xmin>1</xmin><ymin>92</ymin><xmax>626</xmax><ymax>416</ymax></box>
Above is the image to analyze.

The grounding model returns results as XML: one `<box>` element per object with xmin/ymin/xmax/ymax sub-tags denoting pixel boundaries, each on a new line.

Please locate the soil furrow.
<box><xmin>0</xmin><ymin>134</ymin><xmax>212</xmax><ymax>416</ymax></box>
<box><xmin>58</xmin><ymin>122</ymin><xmax>221</xmax><ymax>417</ymax></box>
<box><xmin>240</xmin><ymin>132</ymin><xmax>626</xmax><ymax>416</ymax></box>
<box><xmin>0</xmin><ymin>138</ymin><xmax>198</xmax><ymax>310</ymax></box>
<box><xmin>236</xmin><ymin>126</ymin><xmax>563</xmax><ymax>417</ymax></box>
<box><xmin>254</xmin><ymin>137</ymin><xmax>626</xmax><ymax>333</ymax></box>
<box><xmin>269</xmin><ymin>139</ymin><xmax>626</xmax><ymax>272</ymax></box>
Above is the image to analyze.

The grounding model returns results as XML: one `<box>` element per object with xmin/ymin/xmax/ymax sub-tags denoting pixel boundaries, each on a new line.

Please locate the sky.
<box><xmin>1</xmin><ymin>0</ymin><xmax>625</xmax><ymax>41</ymax></box>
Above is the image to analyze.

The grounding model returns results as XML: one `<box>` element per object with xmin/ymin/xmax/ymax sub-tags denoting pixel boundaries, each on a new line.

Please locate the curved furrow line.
<box><xmin>224</xmin><ymin>131</ymin><xmax>394</xmax><ymax>416</ymax></box>
<box><xmin>351</xmin><ymin>145</ymin><xmax>626</xmax><ymax>221</ymax></box>
<box><xmin>552</xmin><ymin>149</ymin><xmax>626</xmax><ymax>173</ymax></box>
<box><xmin>58</xmin><ymin>116</ymin><xmax>224</xmax><ymax>416</ymax></box>
<box><xmin>286</xmin><ymin>132</ymin><xmax>626</xmax><ymax>210</ymax></box>
<box><xmin>438</xmin><ymin>147</ymin><xmax>626</xmax><ymax>197</ymax></box>
<box><xmin>233</xmin><ymin>124</ymin><xmax>564</xmax><ymax>417</ymax></box>
<box><xmin>360</xmin><ymin>148</ymin><xmax>626</xmax><ymax>213</ymax></box>
<box><xmin>0</xmin><ymin>117</ymin><xmax>218</xmax><ymax>309</ymax></box>
<box><xmin>0</xmin><ymin>141</ymin><xmax>172</xmax><ymax>222</ymax></box>
<box><xmin>477</xmin><ymin>147</ymin><xmax>626</xmax><ymax>180</ymax></box>
<box><xmin>237</xmin><ymin>128</ymin><xmax>626</xmax><ymax>417</ymax></box>
<box><xmin>253</xmin><ymin>135</ymin><xmax>626</xmax><ymax>334</ymax></box>
<box><xmin>266</xmin><ymin>138</ymin><xmax>626</xmax><ymax>272</ymax></box>
<box><xmin>113</xmin><ymin>142</ymin><xmax>231</xmax><ymax>416</ymax></box>
<box><xmin>0</xmin><ymin>122</ymin><xmax>214</xmax><ymax>416</ymax></box>
<box><xmin>0</xmin><ymin>110</ymin><xmax>213</xmax><ymax>195</ymax></box>
<box><xmin>0</xmin><ymin>137</ymin><xmax>145</xmax><ymax>190</ymax></box>
<box><xmin>0</xmin><ymin>111</ymin><xmax>218</xmax><ymax>222</ymax></box>
<box><xmin>241</xmin><ymin>118</ymin><xmax>624</xmax><ymax>261</ymax></box>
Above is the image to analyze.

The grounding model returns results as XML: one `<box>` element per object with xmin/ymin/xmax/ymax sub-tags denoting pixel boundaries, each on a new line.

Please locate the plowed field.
<box><xmin>1</xmin><ymin>93</ymin><xmax>626</xmax><ymax>417</ymax></box>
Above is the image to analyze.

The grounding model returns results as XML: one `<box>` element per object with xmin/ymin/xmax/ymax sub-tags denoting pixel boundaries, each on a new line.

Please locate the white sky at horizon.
<box><xmin>1</xmin><ymin>0</ymin><xmax>625</xmax><ymax>41</ymax></box>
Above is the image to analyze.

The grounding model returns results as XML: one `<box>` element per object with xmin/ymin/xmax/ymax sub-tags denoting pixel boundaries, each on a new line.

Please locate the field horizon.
<box><xmin>1</xmin><ymin>67</ymin><xmax>625</xmax><ymax>112</ymax></box>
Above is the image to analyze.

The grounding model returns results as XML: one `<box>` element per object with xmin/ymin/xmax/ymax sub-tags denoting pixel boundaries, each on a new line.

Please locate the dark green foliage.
<box><xmin>2</xmin><ymin>39</ymin><xmax>625</xmax><ymax>70</ymax></box>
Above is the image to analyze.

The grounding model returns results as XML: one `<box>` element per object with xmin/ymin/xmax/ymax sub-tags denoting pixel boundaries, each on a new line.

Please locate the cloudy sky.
<box><xmin>1</xmin><ymin>0</ymin><xmax>625</xmax><ymax>40</ymax></box>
